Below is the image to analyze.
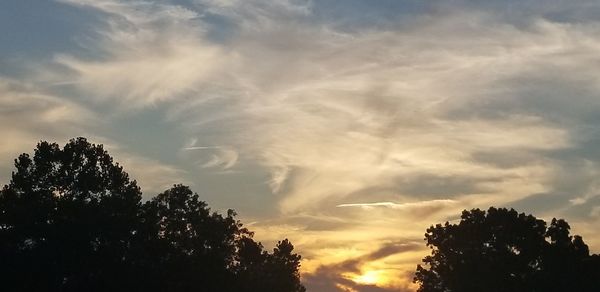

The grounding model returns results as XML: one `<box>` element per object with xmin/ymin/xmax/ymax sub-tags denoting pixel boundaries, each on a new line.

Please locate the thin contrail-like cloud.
<box><xmin>337</xmin><ymin>199</ymin><xmax>457</xmax><ymax>209</ymax></box>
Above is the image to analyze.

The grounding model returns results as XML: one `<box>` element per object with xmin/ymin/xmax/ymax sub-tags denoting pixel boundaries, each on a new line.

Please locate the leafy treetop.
<box><xmin>414</xmin><ymin>207</ymin><xmax>600</xmax><ymax>292</ymax></box>
<box><xmin>0</xmin><ymin>138</ymin><xmax>305</xmax><ymax>292</ymax></box>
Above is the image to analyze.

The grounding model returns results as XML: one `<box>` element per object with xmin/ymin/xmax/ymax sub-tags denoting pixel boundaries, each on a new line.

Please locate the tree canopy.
<box><xmin>0</xmin><ymin>138</ymin><xmax>305</xmax><ymax>292</ymax></box>
<box><xmin>414</xmin><ymin>207</ymin><xmax>600</xmax><ymax>292</ymax></box>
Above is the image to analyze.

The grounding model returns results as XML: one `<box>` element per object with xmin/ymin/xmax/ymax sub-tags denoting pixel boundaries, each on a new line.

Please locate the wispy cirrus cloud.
<box><xmin>337</xmin><ymin>200</ymin><xmax>457</xmax><ymax>211</ymax></box>
<box><xmin>0</xmin><ymin>78</ymin><xmax>99</xmax><ymax>181</ymax></box>
<box><xmin>181</xmin><ymin>139</ymin><xmax>239</xmax><ymax>170</ymax></box>
<box><xmin>51</xmin><ymin>0</ymin><xmax>228</xmax><ymax>107</ymax></box>
<box><xmin>0</xmin><ymin>77</ymin><xmax>186</xmax><ymax>196</ymax></box>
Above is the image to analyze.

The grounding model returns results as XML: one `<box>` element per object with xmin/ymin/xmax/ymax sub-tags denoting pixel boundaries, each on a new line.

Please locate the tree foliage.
<box><xmin>414</xmin><ymin>207</ymin><xmax>600</xmax><ymax>292</ymax></box>
<box><xmin>0</xmin><ymin>138</ymin><xmax>305</xmax><ymax>292</ymax></box>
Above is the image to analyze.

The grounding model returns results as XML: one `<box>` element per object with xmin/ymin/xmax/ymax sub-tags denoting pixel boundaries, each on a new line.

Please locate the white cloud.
<box><xmin>337</xmin><ymin>200</ymin><xmax>457</xmax><ymax>210</ymax></box>
<box><xmin>181</xmin><ymin>140</ymin><xmax>239</xmax><ymax>170</ymax></box>
<box><xmin>48</xmin><ymin>0</ymin><xmax>600</xmax><ymax>215</ymax></box>
<box><xmin>0</xmin><ymin>78</ymin><xmax>187</xmax><ymax>196</ymax></box>
<box><xmin>51</xmin><ymin>0</ymin><xmax>230</xmax><ymax>108</ymax></box>
<box><xmin>0</xmin><ymin>78</ymin><xmax>98</xmax><ymax>174</ymax></box>
<box><xmin>201</xmin><ymin>147</ymin><xmax>239</xmax><ymax>169</ymax></box>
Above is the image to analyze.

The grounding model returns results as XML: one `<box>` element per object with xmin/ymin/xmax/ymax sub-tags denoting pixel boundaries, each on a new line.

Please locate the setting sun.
<box><xmin>352</xmin><ymin>270</ymin><xmax>382</xmax><ymax>285</ymax></box>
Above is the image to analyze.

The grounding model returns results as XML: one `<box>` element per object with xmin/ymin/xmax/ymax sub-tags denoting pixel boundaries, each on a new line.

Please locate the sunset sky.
<box><xmin>2</xmin><ymin>1</ymin><xmax>600</xmax><ymax>291</ymax></box>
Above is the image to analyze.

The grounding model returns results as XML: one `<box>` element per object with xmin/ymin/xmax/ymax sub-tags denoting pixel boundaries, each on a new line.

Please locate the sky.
<box><xmin>2</xmin><ymin>0</ymin><xmax>600</xmax><ymax>291</ymax></box>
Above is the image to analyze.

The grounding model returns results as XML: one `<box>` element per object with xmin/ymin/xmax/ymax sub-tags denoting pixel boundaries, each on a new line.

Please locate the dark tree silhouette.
<box><xmin>0</xmin><ymin>138</ymin><xmax>141</xmax><ymax>291</ymax></box>
<box><xmin>133</xmin><ymin>184</ymin><xmax>306</xmax><ymax>292</ymax></box>
<box><xmin>0</xmin><ymin>138</ymin><xmax>305</xmax><ymax>292</ymax></box>
<box><xmin>133</xmin><ymin>184</ymin><xmax>246</xmax><ymax>291</ymax></box>
<box><xmin>414</xmin><ymin>207</ymin><xmax>600</xmax><ymax>292</ymax></box>
<box><xmin>234</xmin><ymin>238</ymin><xmax>306</xmax><ymax>292</ymax></box>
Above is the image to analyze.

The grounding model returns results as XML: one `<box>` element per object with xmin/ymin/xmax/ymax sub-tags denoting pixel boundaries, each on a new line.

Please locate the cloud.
<box><xmin>200</xmin><ymin>147</ymin><xmax>239</xmax><ymax>169</ymax></box>
<box><xmin>0</xmin><ymin>78</ymin><xmax>98</xmax><ymax>182</ymax></box>
<box><xmin>0</xmin><ymin>78</ymin><xmax>187</xmax><ymax>196</ymax></box>
<box><xmin>34</xmin><ymin>0</ymin><xmax>600</xmax><ymax>215</ymax></box>
<box><xmin>50</xmin><ymin>0</ymin><xmax>229</xmax><ymax>108</ymax></box>
<box><xmin>181</xmin><ymin>140</ymin><xmax>239</xmax><ymax>170</ymax></box>
<box><xmin>302</xmin><ymin>241</ymin><xmax>422</xmax><ymax>292</ymax></box>
<box><xmin>337</xmin><ymin>199</ymin><xmax>457</xmax><ymax>211</ymax></box>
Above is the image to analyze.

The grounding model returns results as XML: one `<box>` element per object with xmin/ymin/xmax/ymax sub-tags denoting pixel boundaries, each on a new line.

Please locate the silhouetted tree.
<box><xmin>133</xmin><ymin>184</ymin><xmax>247</xmax><ymax>291</ymax></box>
<box><xmin>235</xmin><ymin>238</ymin><xmax>306</xmax><ymax>292</ymax></box>
<box><xmin>0</xmin><ymin>138</ymin><xmax>142</xmax><ymax>291</ymax></box>
<box><xmin>133</xmin><ymin>184</ymin><xmax>306</xmax><ymax>292</ymax></box>
<box><xmin>0</xmin><ymin>138</ymin><xmax>305</xmax><ymax>292</ymax></box>
<box><xmin>414</xmin><ymin>207</ymin><xmax>600</xmax><ymax>292</ymax></box>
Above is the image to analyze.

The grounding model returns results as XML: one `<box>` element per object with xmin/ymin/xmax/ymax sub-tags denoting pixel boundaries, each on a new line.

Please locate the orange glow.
<box><xmin>352</xmin><ymin>270</ymin><xmax>384</xmax><ymax>285</ymax></box>
<box><xmin>342</xmin><ymin>268</ymin><xmax>397</xmax><ymax>288</ymax></box>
